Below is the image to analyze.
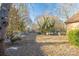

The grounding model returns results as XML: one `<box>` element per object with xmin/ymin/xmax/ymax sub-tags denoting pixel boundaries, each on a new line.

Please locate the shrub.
<box><xmin>68</xmin><ymin>29</ymin><xmax>79</xmax><ymax>46</ymax></box>
<box><xmin>11</xmin><ymin>36</ymin><xmax>21</xmax><ymax>43</ymax></box>
<box><xmin>6</xmin><ymin>33</ymin><xmax>21</xmax><ymax>44</ymax></box>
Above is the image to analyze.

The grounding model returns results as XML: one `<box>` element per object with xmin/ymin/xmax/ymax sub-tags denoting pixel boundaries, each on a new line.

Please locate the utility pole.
<box><xmin>0</xmin><ymin>3</ymin><xmax>12</xmax><ymax>56</ymax></box>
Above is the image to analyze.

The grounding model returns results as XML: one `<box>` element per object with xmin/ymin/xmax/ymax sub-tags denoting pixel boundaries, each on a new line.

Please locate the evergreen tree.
<box><xmin>6</xmin><ymin>5</ymin><xmax>21</xmax><ymax>36</ymax></box>
<box><xmin>19</xmin><ymin>20</ymin><xmax>26</xmax><ymax>32</ymax></box>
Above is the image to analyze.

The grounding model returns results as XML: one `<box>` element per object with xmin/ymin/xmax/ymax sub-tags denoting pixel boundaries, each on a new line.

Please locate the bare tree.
<box><xmin>36</xmin><ymin>16</ymin><xmax>55</xmax><ymax>34</ymax></box>
<box><xmin>57</xmin><ymin>3</ymin><xmax>76</xmax><ymax>20</ymax></box>
<box><xmin>18</xmin><ymin>4</ymin><xmax>32</xmax><ymax>32</ymax></box>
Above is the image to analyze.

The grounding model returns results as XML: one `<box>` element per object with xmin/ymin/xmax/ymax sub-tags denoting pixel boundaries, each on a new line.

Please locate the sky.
<box><xmin>26</xmin><ymin>3</ymin><xmax>79</xmax><ymax>23</ymax></box>
<box><xmin>1</xmin><ymin>3</ymin><xmax>79</xmax><ymax>22</ymax></box>
<box><xmin>5</xmin><ymin>3</ymin><xmax>79</xmax><ymax>23</ymax></box>
<box><xmin>27</xmin><ymin>3</ymin><xmax>59</xmax><ymax>22</ymax></box>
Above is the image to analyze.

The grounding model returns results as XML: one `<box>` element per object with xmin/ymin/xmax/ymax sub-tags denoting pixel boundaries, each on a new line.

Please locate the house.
<box><xmin>65</xmin><ymin>12</ymin><xmax>79</xmax><ymax>32</ymax></box>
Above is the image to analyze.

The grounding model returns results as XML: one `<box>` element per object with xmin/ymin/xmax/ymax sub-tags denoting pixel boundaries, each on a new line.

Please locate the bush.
<box><xmin>68</xmin><ymin>29</ymin><xmax>79</xmax><ymax>46</ymax></box>
<box><xmin>11</xmin><ymin>36</ymin><xmax>21</xmax><ymax>43</ymax></box>
<box><xmin>6</xmin><ymin>33</ymin><xmax>21</xmax><ymax>44</ymax></box>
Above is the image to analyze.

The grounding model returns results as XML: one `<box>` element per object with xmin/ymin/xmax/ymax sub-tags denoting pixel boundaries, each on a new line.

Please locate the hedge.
<box><xmin>68</xmin><ymin>29</ymin><xmax>79</xmax><ymax>46</ymax></box>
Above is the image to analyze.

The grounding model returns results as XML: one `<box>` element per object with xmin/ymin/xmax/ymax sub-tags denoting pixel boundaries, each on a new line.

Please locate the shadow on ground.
<box><xmin>5</xmin><ymin>33</ymin><xmax>45</xmax><ymax>56</ymax></box>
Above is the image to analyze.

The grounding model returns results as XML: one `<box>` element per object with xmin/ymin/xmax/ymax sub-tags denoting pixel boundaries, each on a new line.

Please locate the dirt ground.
<box><xmin>5</xmin><ymin>33</ymin><xmax>79</xmax><ymax>56</ymax></box>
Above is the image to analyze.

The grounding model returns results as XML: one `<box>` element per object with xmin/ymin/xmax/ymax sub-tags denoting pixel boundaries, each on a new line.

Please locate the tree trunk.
<box><xmin>0</xmin><ymin>3</ymin><xmax>12</xmax><ymax>56</ymax></box>
<box><xmin>0</xmin><ymin>40</ymin><xmax>5</xmax><ymax>55</ymax></box>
